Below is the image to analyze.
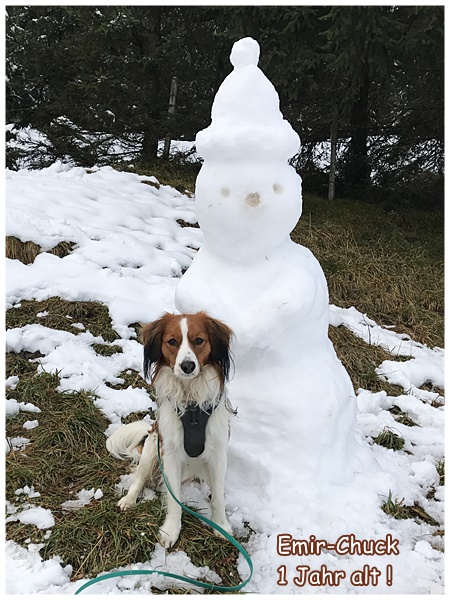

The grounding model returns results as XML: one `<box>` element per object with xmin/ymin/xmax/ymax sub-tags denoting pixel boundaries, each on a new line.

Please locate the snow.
<box><xmin>6</xmin><ymin>162</ymin><xmax>200</xmax><ymax>337</ymax></box>
<box><xmin>4</xmin><ymin>38</ymin><xmax>445</xmax><ymax>595</ymax></box>
<box><xmin>6</xmin><ymin>541</ymin><xmax>72</xmax><ymax>594</ymax></box>
<box><xmin>15</xmin><ymin>485</ymin><xmax>41</xmax><ymax>499</ymax></box>
<box><xmin>6</xmin><ymin>375</ymin><xmax>19</xmax><ymax>389</ymax></box>
<box><xmin>61</xmin><ymin>488</ymin><xmax>103</xmax><ymax>511</ymax></box>
<box><xmin>5</xmin><ymin>397</ymin><xmax>41</xmax><ymax>417</ymax></box>
<box><xmin>197</xmin><ymin>38</ymin><xmax>299</xmax><ymax>163</ymax></box>
<box><xmin>6</xmin><ymin>437</ymin><xmax>31</xmax><ymax>453</ymax></box>
<box><xmin>6</xmin><ymin>398</ymin><xmax>20</xmax><ymax>416</ymax></box>
<box><xmin>6</xmin><ymin>506</ymin><xmax>55</xmax><ymax>529</ymax></box>
<box><xmin>331</xmin><ymin>305</ymin><xmax>445</xmax><ymax>410</ymax></box>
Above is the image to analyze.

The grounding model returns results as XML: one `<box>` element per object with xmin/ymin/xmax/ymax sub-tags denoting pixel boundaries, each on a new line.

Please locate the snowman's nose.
<box><xmin>246</xmin><ymin>192</ymin><xmax>261</xmax><ymax>207</ymax></box>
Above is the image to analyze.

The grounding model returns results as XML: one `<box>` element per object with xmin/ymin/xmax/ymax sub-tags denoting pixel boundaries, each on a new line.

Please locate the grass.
<box><xmin>437</xmin><ymin>459</ymin><xmax>445</xmax><ymax>487</ymax></box>
<box><xmin>6</xmin><ymin>297</ymin><xmax>120</xmax><ymax>342</ymax></box>
<box><xmin>388</xmin><ymin>405</ymin><xmax>417</xmax><ymax>427</ymax></box>
<box><xmin>6</xmin><ymin>369</ymin><xmax>121</xmax><ymax>503</ymax></box>
<box><xmin>328</xmin><ymin>326</ymin><xmax>405</xmax><ymax>395</ymax></box>
<box><xmin>291</xmin><ymin>194</ymin><xmax>444</xmax><ymax>348</ymax></box>
<box><xmin>6</xmin><ymin>236</ymin><xmax>75</xmax><ymax>264</ymax></box>
<box><xmin>381</xmin><ymin>491</ymin><xmax>440</xmax><ymax>527</ymax></box>
<box><xmin>114</xmin><ymin>159</ymin><xmax>200</xmax><ymax>196</ymax></box>
<box><xmin>5</xmin><ymin>164</ymin><xmax>445</xmax><ymax>589</ymax></box>
<box><xmin>105</xmin><ymin>369</ymin><xmax>153</xmax><ymax>393</ymax></box>
<box><xmin>92</xmin><ymin>343</ymin><xmax>123</xmax><ymax>356</ymax></box>
<box><xmin>372</xmin><ymin>426</ymin><xmax>405</xmax><ymax>451</ymax></box>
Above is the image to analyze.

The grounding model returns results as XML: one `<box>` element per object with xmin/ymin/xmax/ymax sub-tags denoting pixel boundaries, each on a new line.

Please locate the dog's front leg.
<box><xmin>159</xmin><ymin>450</ymin><xmax>183</xmax><ymax>548</ymax></box>
<box><xmin>204</xmin><ymin>455</ymin><xmax>233</xmax><ymax>538</ymax></box>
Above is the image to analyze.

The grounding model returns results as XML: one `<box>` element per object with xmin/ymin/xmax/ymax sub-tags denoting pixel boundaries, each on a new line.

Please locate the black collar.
<box><xmin>178</xmin><ymin>402</ymin><xmax>215</xmax><ymax>458</ymax></box>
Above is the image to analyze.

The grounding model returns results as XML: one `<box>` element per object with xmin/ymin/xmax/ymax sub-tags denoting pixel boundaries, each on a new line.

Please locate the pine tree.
<box><xmin>6</xmin><ymin>5</ymin><xmax>444</xmax><ymax>208</ymax></box>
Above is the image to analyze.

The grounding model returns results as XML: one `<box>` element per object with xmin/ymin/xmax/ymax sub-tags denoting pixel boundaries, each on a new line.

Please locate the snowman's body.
<box><xmin>176</xmin><ymin>38</ymin><xmax>367</xmax><ymax>511</ymax></box>
<box><xmin>176</xmin><ymin>236</ymin><xmax>360</xmax><ymax>485</ymax></box>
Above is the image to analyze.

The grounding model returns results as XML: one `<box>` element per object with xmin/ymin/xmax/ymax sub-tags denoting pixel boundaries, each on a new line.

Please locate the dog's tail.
<box><xmin>106</xmin><ymin>420</ymin><xmax>153</xmax><ymax>463</ymax></box>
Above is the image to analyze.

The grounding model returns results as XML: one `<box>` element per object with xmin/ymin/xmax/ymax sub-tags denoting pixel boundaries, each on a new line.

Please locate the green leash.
<box><xmin>74</xmin><ymin>435</ymin><xmax>253</xmax><ymax>594</ymax></box>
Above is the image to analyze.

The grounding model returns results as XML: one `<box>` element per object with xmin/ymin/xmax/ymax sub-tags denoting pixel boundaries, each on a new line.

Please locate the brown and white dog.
<box><xmin>106</xmin><ymin>312</ymin><xmax>234</xmax><ymax>548</ymax></box>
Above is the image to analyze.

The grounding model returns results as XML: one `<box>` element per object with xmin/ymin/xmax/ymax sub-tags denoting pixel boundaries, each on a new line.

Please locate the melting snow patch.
<box><xmin>6</xmin><ymin>398</ymin><xmax>41</xmax><ymax>416</ymax></box>
<box><xmin>15</xmin><ymin>485</ymin><xmax>41</xmax><ymax>499</ymax></box>
<box><xmin>5</xmin><ymin>540</ymin><xmax>72</xmax><ymax>594</ymax></box>
<box><xmin>6</xmin><ymin>437</ymin><xmax>31</xmax><ymax>452</ymax></box>
<box><xmin>61</xmin><ymin>488</ymin><xmax>104</xmax><ymax>510</ymax></box>
<box><xmin>6</xmin><ymin>506</ymin><xmax>55</xmax><ymax>529</ymax></box>
<box><xmin>6</xmin><ymin>375</ymin><xmax>19</xmax><ymax>389</ymax></box>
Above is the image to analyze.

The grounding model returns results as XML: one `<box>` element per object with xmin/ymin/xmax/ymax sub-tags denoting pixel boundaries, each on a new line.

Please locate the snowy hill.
<box><xmin>5</xmin><ymin>163</ymin><xmax>445</xmax><ymax>594</ymax></box>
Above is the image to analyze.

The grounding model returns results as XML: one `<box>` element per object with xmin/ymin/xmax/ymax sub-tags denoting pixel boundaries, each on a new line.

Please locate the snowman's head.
<box><xmin>195</xmin><ymin>160</ymin><xmax>302</xmax><ymax>263</ymax></box>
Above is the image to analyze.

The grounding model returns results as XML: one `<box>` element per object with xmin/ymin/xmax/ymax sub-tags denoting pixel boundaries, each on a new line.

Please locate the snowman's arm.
<box><xmin>235</xmin><ymin>266</ymin><xmax>328</xmax><ymax>347</ymax></box>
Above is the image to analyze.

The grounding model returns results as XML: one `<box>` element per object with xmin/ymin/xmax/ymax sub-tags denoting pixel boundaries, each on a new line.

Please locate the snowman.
<box><xmin>176</xmin><ymin>38</ymin><xmax>371</xmax><ymax>521</ymax></box>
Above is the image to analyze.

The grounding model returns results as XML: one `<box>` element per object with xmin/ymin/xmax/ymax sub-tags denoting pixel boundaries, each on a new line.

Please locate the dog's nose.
<box><xmin>181</xmin><ymin>360</ymin><xmax>196</xmax><ymax>374</ymax></box>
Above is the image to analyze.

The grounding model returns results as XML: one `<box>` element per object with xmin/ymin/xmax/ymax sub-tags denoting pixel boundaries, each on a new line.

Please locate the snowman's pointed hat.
<box><xmin>196</xmin><ymin>37</ymin><xmax>300</xmax><ymax>161</ymax></box>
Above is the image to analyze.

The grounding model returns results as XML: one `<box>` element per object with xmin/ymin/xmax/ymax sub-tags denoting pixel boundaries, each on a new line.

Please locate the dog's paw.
<box><xmin>158</xmin><ymin>522</ymin><xmax>181</xmax><ymax>549</ymax></box>
<box><xmin>212</xmin><ymin>519</ymin><xmax>233</xmax><ymax>539</ymax></box>
<box><xmin>117</xmin><ymin>495</ymin><xmax>135</xmax><ymax>511</ymax></box>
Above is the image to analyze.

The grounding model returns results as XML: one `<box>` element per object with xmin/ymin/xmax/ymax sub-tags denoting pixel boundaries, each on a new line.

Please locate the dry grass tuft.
<box><xmin>6</xmin><ymin>237</ymin><xmax>41</xmax><ymax>264</ymax></box>
<box><xmin>388</xmin><ymin>406</ymin><xmax>417</xmax><ymax>427</ymax></box>
<box><xmin>91</xmin><ymin>343</ymin><xmax>123</xmax><ymax>356</ymax></box>
<box><xmin>373</xmin><ymin>426</ymin><xmax>405</xmax><ymax>451</ymax></box>
<box><xmin>381</xmin><ymin>491</ymin><xmax>439</xmax><ymax>526</ymax></box>
<box><xmin>105</xmin><ymin>369</ymin><xmax>154</xmax><ymax>395</ymax></box>
<box><xmin>114</xmin><ymin>160</ymin><xmax>200</xmax><ymax>196</ymax></box>
<box><xmin>436</xmin><ymin>459</ymin><xmax>445</xmax><ymax>487</ymax></box>
<box><xmin>6</xmin><ymin>236</ymin><xmax>76</xmax><ymax>264</ymax></box>
<box><xmin>328</xmin><ymin>326</ymin><xmax>405</xmax><ymax>395</ymax></box>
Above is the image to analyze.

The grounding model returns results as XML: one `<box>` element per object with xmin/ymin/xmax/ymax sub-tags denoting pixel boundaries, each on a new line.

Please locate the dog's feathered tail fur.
<box><xmin>106</xmin><ymin>420</ymin><xmax>154</xmax><ymax>464</ymax></box>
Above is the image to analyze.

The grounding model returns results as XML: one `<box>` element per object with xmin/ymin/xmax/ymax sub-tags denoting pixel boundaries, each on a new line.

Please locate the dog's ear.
<box><xmin>141</xmin><ymin>315</ymin><xmax>169</xmax><ymax>382</ymax></box>
<box><xmin>205</xmin><ymin>315</ymin><xmax>234</xmax><ymax>387</ymax></box>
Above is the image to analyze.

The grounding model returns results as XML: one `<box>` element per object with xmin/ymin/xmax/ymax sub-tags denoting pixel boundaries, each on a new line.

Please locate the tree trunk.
<box><xmin>162</xmin><ymin>77</ymin><xmax>178</xmax><ymax>160</ymax></box>
<box><xmin>328</xmin><ymin>106</ymin><xmax>338</xmax><ymax>201</ymax></box>
<box><xmin>142</xmin><ymin>131</ymin><xmax>159</xmax><ymax>160</ymax></box>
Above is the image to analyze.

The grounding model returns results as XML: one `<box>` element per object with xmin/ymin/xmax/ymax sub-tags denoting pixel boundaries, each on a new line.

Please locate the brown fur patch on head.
<box><xmin>200</xmin><ymin>312</ymin><xmax>234</xmax><ymax>390</ymax></box>
<box><xmin>141</xmin><ymin>313</ymin><xmax>181</xmax><ymax>382</ymax></box>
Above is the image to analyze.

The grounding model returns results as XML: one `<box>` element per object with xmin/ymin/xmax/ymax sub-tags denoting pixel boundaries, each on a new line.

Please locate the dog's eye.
<box><xmin>194</xmin><ymin>337</ymin><xmax>204</xmax><ymax>345</ymax></box>
<box><xmin>167</xmin><ymin>338</ymin><xmax>178</xmax><ymax>346</ymax></box>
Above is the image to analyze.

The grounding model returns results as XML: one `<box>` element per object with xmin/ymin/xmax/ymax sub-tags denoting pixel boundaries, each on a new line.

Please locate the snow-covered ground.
<box><xmin>5</xmin><ymin>163</ymin><xmax>445</xmax><ymax>594</ymax></box>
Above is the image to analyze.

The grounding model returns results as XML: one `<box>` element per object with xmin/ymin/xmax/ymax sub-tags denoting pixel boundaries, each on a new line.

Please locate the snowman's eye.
<box><xmin>273</xmin><ymin>183</ymin><xmax>283</xmax><ymax>195</ymax></box>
